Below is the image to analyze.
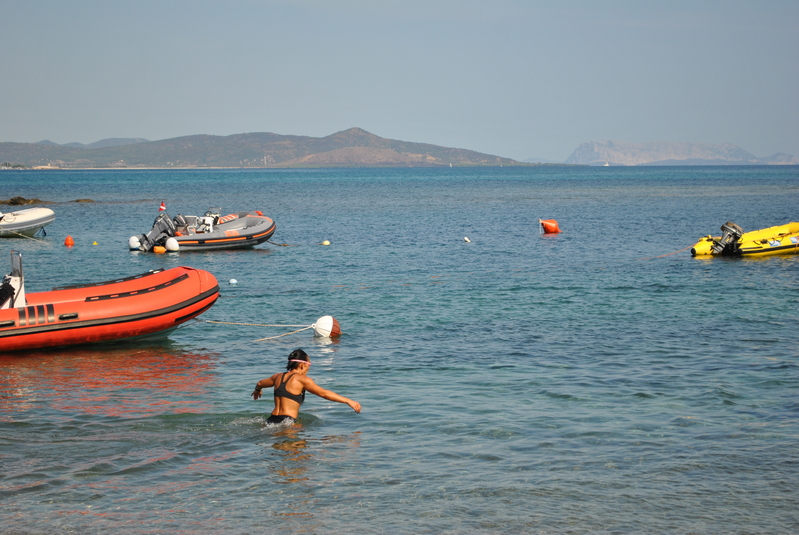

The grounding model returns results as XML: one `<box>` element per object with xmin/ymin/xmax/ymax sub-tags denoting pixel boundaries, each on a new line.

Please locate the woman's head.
<box><xmin>286</xmin><ymin>348</ymin><xmax>310</xmax><ymax>370</ymax></box>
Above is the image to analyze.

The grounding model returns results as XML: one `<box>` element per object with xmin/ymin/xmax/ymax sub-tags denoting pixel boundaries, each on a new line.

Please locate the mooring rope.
<box><xmin>204</xmin><ymin>320</ymin><xmax>310</xmax><ymax>328</ymax></box>
<box><xmin>267</xmin><ymin>240</ymin><xmax>298</xmax><ymax>247</ymax></box>
<box><xmin>1</xmin><ymin>230</ymin><xmax>49</xmax><ymax>243</ymax></box>
<box><xmin>636</xmin><ymin>244</ymin><xmax>694</xmax><ymax>261</ymax></box>
<box><xmin>202</xmin><ymin>319</ymin><xmax>316</xmax><ymax>342</ymax></box>
<box><xmin>253</xmin><ymin>325</ymin><xmax>314</xmax><ymax>342</ymax></box>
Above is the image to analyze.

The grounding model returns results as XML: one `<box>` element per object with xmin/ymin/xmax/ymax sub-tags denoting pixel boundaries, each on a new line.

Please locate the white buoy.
<box><xmin>229</xmin><ymin>278</ymin><xmax>238</xmax><ymax>285</ymax></box>
<box><xmin>165</xmin><ymin>237</ymin><xmax>180</xmax><ymax>252</ymax></box>
<box><xmin>464</xmin><ymin>237</ymin><xmax>471</xmax><ymax>242</ymax></box>
<box><xmin>322</xmin><ymin>240</ymin><xmax>331</xmax><ymax>246</ymax></box>
<box><xmin>312</xmin><ymin>315</ymin><xmax>341</xmax><ymax>338</ymax></box>
<box><xmin>128</xmin><ymin>236</ymin><xmax>141</xmax><ymax>250</ymax></box>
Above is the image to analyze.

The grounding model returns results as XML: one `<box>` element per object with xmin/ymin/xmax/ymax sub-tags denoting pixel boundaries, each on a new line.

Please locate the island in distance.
<box><xmin>3</xmin><ymin>129</ymin><xmax>795</xmax><ymax>169</ymax></box>
<box><xmin>1</xmin><ymin>128</ymin><xmax>524</xmax><ymax>169</ymax></box>
<box><xmin>563</xmin><ymin>140</ymin><xmax>798</xmax><ymax>166</ymax></box>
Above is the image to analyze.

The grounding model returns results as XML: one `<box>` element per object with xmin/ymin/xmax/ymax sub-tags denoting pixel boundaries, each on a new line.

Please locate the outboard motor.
<box><xmin>0</xmin><ymin>250</ymin><xmax>25</xmax><ymax>310</ymax></box>
<box><xmin>135</xmin><ymin>212</ymin><xmax>177</xmax><ymax>251</ymax></box>
<box><xmin>711</xmin><ymin>221</ymin><xmax>744</xmax><ymax>255</ymax></box>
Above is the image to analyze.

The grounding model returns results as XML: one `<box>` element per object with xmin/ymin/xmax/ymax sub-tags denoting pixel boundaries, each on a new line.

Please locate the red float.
<box><xmin>539</xmin><ymin>219</ymin><xmax>562</xmax><ymax>234</ymax></box>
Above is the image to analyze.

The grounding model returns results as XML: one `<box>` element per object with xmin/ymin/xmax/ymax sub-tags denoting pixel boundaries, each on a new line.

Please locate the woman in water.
<box><xmin>252</xmin><ymin>348</ymin><xmax>361</xmax><ymax>425</ymax></box>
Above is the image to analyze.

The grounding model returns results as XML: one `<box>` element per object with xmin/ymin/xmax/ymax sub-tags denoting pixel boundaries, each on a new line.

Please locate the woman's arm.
<box><xmin>252</xmin><ymin>374</ymin><xmax>278</xmax><ymax>400</ymax></box>
<box><xmin>301</xmin><ymin>377</ymin><xmax>361</xmax><ymax>413</ymax></box>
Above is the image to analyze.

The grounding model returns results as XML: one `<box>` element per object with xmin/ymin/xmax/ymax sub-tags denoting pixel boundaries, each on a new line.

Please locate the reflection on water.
<box><xmin>273</xmin><ymin>435</ymin><xmax>313</xmax><ymax>485</ymax></box>
<box><xmin>265</xmin><ymin>430</ymin><xmax>362</xmax><ymax>522</ymax></box>
<box><xmin>0</xmin><ymin>345</ymin><xmax>220</xmax><ymax>419</ymax></box>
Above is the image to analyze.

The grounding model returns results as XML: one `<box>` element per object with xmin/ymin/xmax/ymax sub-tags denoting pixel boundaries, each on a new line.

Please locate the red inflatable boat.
<box><xmin>0</xmin><ymin>251</ymin><xmax>219</xmax><ymax>352</ymax></box>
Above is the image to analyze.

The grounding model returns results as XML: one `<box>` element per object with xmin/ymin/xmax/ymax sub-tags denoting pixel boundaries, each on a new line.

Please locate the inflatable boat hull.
<box><xmin>133</xmin><ymin>210</ymin><xmax>276</xmax><ymax>252</ymax></box>
<box><xmin>0</xmin><ymin>266</ymin><xmax>219</xmax><ymax>352</ymax></box>
<box><xmin>175</xmin><ymin>213</ymin><xmax>276</xmax><ymax>251</ymax></box>
<box><xmin>692</xmin><ymin>222</ymin><xmax>799</xmax><ymax>257</ymax></box>
<box><xmin>0</xmin><ymin>207</ymin><xmax>55</xmax><ymax>237</ymax></box>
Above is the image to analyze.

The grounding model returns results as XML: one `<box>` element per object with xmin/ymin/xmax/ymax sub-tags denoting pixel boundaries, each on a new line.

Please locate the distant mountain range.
<box><xmin>1</xmin><ymin>128</ymin><xmax>521</xmax><ymax>169</ymax></box>
<box><xmin>36</xmin><ymin>138</ymin><xmax>150</xmax><ymax>150</ymax></box>
<box><xmin>564</xmin><ymin>140</ymin><xmax>798</xmax><ymax>166</ymax></box>
<box><xmin>3</xmin><ymin>131</ymin><xmax>794</xmax><ymax>169</ymax></box>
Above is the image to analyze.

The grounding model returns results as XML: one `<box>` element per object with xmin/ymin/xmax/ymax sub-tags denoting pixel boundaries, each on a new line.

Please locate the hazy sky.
<box><xmin>2</xmin><ymin>0</ymin><xmax>797</xmax><ymax>161</ymax></box>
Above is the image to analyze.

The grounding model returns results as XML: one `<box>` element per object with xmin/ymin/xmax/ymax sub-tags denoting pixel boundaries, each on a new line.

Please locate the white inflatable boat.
<box><xmin>0</xmin><ymin>207</ymin><xmax>56</xmax><ymax>238</ymax></box>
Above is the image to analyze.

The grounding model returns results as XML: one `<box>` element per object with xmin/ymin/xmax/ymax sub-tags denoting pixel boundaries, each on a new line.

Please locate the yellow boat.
<box><xmin>691</xmin><ymin>221</ymin><xmax>799</xmax><ymax>257</ymax></box>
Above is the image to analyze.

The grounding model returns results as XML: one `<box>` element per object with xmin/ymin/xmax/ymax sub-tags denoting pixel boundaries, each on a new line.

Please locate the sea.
<box><xmin>0</xmin><ymin>165</ymin><xmax>797</xmax><ymax>534</ymax></box>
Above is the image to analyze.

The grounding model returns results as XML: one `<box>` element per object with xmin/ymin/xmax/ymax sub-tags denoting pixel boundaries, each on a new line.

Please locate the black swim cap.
<box><xmin>286</xmin><ymin>348</ymin><xmax>309</xmax><ymax>370</ymax></box>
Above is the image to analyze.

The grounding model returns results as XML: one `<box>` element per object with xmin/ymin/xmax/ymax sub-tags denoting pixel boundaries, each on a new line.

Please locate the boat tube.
<box><xmin>130</xmin><ymin>208</ymin><xmax>276</xmax><ymax>252</ymax></box>
<box><xmin>0</xmin><ymin>207</ymin><xmax>55</xmax><ymax>237</ymax></box>
<box><xmin>0</xmin><ymin>250</ymin><xmax>219</xmax><ymax>352</ymax></box>
<box><xmin>691</xmin><ymin>221</ymin><xmax>799</xmax><ymax>257</ymax></box>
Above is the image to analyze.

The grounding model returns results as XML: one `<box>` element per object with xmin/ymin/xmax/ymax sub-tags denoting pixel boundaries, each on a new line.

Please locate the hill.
<box><xmin>1</xmin><ymin>128</ymin><xmax>521</xmax><ymax>168</ymax></box>
<box><xmin>564</xmin><ymin>140</ymin><xmax>798</xmax><ymax>166</ymax></box>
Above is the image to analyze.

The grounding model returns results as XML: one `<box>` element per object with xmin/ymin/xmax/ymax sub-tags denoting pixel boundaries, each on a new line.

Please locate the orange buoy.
<box><xmin>64</xmin><ymin>235</ymin><xmax>75</xmax><ymax>247</ymax></box>
<box><xmin>313</xmin><ymin>316</ymin><xmax>341</xmax><ymax>338</ymax></box>
<box><xmin>153</xmin><ymin>245</ymin><xmax>167</xmax><ymax>254</ymax></box>
<box><xmin>539</xmin><ymin>219</ymin><xmax>561</xmax><ymax>234</ymax></box>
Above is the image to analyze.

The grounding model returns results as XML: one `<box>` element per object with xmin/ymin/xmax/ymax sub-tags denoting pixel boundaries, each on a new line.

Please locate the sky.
<box><xmin>1</xmin><ymin>0</ymin><xmax>797</xmax><ymax>162</ymax></box>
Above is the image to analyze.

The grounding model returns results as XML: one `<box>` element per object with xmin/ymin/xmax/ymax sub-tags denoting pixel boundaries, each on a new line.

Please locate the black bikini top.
<box><xmin>273</xmin><ymin>372</ymin><xmax>305</xmax><ymax>405</ymax></box>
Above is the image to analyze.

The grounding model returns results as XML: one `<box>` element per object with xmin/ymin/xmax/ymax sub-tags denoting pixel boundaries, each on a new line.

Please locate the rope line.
<box><xmin>636</xmin><ymin>244</ymin><xmax>694</xmax><ymax>261</ymax></box>
<box><xmin>0</xmin><ymin>229</ymin><xmax>49</xmax><ymax>243</ymax></box>
<box><xmin>268</xmin><ymin>240</ymin><xmax>299</xmax><ymax>247</ymax></box>
<box><xmin>204</xmin><ymin>320</ymin><xmax>311</xmax><ymax>328</ymax></box>
<box><xmin>253</xmin><ymin>325</ymin><xmax>314</xmax><ymax>342</ymax></box>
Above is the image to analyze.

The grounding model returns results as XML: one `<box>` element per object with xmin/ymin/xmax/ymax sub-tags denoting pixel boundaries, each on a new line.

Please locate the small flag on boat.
<box><xmin>159</xmin><ymin>201</ymin><xmax>166</xmax><ymax>212</ymax></box>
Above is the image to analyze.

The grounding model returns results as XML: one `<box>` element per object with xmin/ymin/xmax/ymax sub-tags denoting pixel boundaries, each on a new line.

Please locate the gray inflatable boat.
<box><xmin>130</xmin><ymin>208</ymin><xmax>276</xmax><ymax>252</ymax></box>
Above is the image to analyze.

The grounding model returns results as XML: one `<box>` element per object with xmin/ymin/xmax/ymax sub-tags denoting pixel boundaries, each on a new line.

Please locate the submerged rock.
<box><xmin>1</xmin><ymin>196</ymin><xmax>46</xmax><ymax>205</ymax></box>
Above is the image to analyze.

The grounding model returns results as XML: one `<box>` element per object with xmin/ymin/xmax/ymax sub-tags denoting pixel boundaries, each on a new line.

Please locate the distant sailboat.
<box><xmin>604</xmin><ymin>160</ymin><xmax>610</xmax><ymax>166</ymax></box>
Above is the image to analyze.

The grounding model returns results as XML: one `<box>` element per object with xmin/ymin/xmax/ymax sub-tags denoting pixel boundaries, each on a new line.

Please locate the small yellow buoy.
<box><xmin>322</xmin><ymin>240</ymin><xmax>330</xmax><ymax>246</ymax></box>
<box><xmin>92</xmin><ymin>241</ymin><xmax>98</xmax><ymax>245</ymax></box>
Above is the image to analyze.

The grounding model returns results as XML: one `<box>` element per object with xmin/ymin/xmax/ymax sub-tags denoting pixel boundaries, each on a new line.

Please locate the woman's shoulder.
<box><xmin>295</xmin><ymin>374</ymin><xmax>319</xmax><ymax>389</ymax></box>
<box><xmin>292</xmin><ymin>373</ymin><xmax>314</xmax><ymax>383</ymax></box>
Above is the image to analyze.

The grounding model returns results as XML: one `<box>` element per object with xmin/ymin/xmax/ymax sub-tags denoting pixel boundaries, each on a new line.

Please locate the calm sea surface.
<box><xmin>1</xmin><ymin>166</ymin><xmax>798</xmax><ymax>534</ymax></box>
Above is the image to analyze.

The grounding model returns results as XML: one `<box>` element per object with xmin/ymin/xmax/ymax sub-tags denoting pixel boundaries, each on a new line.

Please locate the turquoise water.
<box><xmin>1</xmin><ymin>166</ymin><xmax>798</xmax><ymax>533</ymax></box>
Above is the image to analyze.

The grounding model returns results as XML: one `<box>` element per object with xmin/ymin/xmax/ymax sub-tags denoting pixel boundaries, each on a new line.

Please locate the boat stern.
<box><xmin>691</xmin><ymin>235</ymin><xmax>718</xmax><ymax>256</ymax></box>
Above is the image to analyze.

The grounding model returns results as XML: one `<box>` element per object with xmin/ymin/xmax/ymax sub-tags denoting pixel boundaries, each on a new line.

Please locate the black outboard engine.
<box><xmin>0</xmin><ymin>250</ymin><xmax>25</xmax><ymax>309</ymax></box>
<box><xmin>711</xmin><ymin>221</ymin><xmax>744</xmax><ymax>255</ymax></box>
<box><xmin>136</xmin><ymin>212</ymin><xmax>177</xmax><ymax>251</ymax></box>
